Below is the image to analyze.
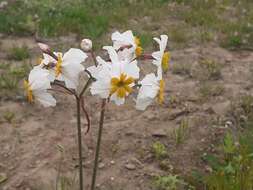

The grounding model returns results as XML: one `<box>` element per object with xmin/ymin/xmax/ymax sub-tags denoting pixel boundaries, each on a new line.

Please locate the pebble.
<box><xmin>110</xmin><ymin>160</ymin><xmax>115</xmax><ymax>165</ymax></box>
<box><xmin>152</xmin><ymin>129</ymin><xmax>167</xmax><ymax>137</ymax></box>
<box><xmin>98</xmin><ymin>163</ymin><xmax>105</xmax><ymax>169</ymax></box>
<box><xmin>125</xmin><ymin>163</ymin><xmax>136</xmax><ymax>170</ymax></box>
<box><xmin>225</xmin><ymin>121</ymin><xmax>233</xmax><ymax>128</ymax></box>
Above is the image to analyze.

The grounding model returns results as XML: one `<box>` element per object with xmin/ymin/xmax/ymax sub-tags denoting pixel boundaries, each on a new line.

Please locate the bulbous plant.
<box><xmin>24</xmin><ymin>30</ymin><xmax>171</xmax><ymax>190</ymax></box>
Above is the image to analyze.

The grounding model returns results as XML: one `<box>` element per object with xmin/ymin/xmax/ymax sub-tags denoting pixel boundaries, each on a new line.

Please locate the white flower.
<box><xmin>80</xmin><ymin>38</ymin><xmax>93</xmax><ymax>51</ymax></box>
<box><xmin>90</xmin><ymin>46</ymin><xmax>140</xmax><ymax>105</ymax></box>
<box><xmin>24</xmin><ymin>68</ymin><xmax>56</xmax><ymax>107</ymax></box>
<box><xmin>54</xmin><ymin>48</ymin><xmax>87</xmax><ymax>89</ymax></box>
<box><xmin>152</xmin><ymin>35</ymin><xmax>170</xmax><ymax>72</ymax></box>
<box><xmin>35</xmin><ymin>53</ymin><xmax>58</xmax><ymax>82</ymax></box>
<box><xmin>111</xmin><ymin>30</ymin><xmax>143</xmax><ymax>59</ymax></box>
<box><xmin>135</xmin><ymin>68</ymin><xmax>165</xmax><ymax>110</ymax></box>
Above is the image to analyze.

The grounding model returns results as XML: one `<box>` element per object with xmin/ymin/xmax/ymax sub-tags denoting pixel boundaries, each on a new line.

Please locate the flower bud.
<box><xmin>37</xmin><ymin>42</ymin><xmax>50</xmax><ymax>53</ymax></box>
<box><xmin>80</xmin><ymin>39</ymin><xmax>92</xmax><ymax>51</ymax></box>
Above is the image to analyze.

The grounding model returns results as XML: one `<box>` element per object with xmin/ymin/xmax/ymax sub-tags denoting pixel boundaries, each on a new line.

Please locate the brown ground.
<box><xmin>0</xmin><ymin>36</ymin><xmax>253</xmax><ymax>190</ymax></box>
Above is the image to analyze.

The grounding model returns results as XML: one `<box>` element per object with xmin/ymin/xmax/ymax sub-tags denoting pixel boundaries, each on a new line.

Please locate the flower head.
<box><xmin>111</xmin><ymin>30</ymin><xmax>143</xmax><ymax>59</ymax></box>
<box><xmin>152</xmin><ymin>35</ymin><xmax>170</xmax><ymax>72</ymax></box>
<box><xmin>90</xmin><ymin>46</ymin><xmax>140</xmax><ymax>105</ymax></box>
<box><xmin>135</xmin><ymin>68</ymin><xmax>165</xmax><ymax>110</ymax></box>
<box><xmin>24</xmin><ymin>68</ymin><xmax>56</xmax><ymax>107</ymax></box>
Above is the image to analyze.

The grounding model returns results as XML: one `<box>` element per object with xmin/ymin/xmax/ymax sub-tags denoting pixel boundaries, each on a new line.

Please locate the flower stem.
<box><xmin>76</xmin><ymin>97</ymin><xmax>84</xmax><ymax>190</ymax></box>
<box><xmin>91</xmin><ymin>99</ymin><xmax>107</xmax><ymax>190</ymax></box>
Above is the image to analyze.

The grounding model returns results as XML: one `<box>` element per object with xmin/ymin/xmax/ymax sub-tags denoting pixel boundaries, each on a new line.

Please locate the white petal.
<box><xmin>152</xmin><ymin>51</ymin><xmax>162</xmax><ymax>60</ymax></box>
<box><xmin>122</xmin><ymin>59</ymin><xmax>140</xmax><ymax>79</ymax></box>
<box><xmin>152</xmin><ymin>51</ymin><xmax>163</xmax><ymax>67</ymax></box>
<box><xmin>136</xmin><ymin>97</ymin><xmax>153</xmax><ymax>110</ymax></box>
<box><xmin>48</xmin><ymin>69</ymin><xmax>56</xmax><ymax>82</ymax></box>
<box><xmin>160</xmin><ymin>35</ymin><xmax>168</xmax><ymax>51</ymax></box>
<box><xmin>157</xmin><ymin>66</ymin><xmax>163</xmax><ymax>81</ymax></box>
<box><xmin>112</xmin><ymin>30</ymin><xmax>135</xmax><ymax>50</ymax></box>
<box><xmin>90</xmin><ymin>80</ymin><xmax>110</xmax><ymax>98</ymax></box>
<box><xmin>42</xmin><ymin>53</ymin><xmax>57</xmax><ymax>65</ymax></box>
<box><xmin>153</xmin><ymin>37</ymin><xmax>161</xmax><ymax>46</ymax></box>
<box><xmin>117</xmin><ymin>48</ymin><xmax>135</xmax><ymax>62</ymax></box>
<box><xmin>86</xmin><ymin>65</ymin><xmax>99</xmax><ymax>79</ymax></box>
<box><xmin>103</xmin><ymin>46</ymin><xmax>119</xmax><ymax>64</ymax></box>
<box><xmin>138</xmin><ymin>73</ymin><xmax>159</xmax><ymax>99</ymax></box>
<box><xmin>33</xmin><ymin>90</ymin><xmax>56</xmax><ymax>107</ymax></box>
<box><xmin>110</xmin><ymin>93</ymin><xmax>125</xmax><ymax>105</ymax></box>
<box><xmin>153</xmin><ymin>35</ymin><xmax>168</xmax><ymax>52</ymax></box>
<box><xmin>63</xmin><ymin>48</ymin><xmax>87</xmax><ymax>66</ymax></box>
<box><xmin>29</xmin><ymin>68</ymin><xmax>51</xmax><ymax>91</ymax></box>
<box><xmin>61</xmin><ymin>58</ymin><xmax>85</xmax><ymax>89</ymax></box>
<box><xmin>61</xmin><ymin>74</ymin><xmax>78</xmax><ymax>89</ymax></box>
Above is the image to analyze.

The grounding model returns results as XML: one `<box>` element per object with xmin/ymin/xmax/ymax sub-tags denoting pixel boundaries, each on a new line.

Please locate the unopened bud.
<box><xmin>80</xmin><ymin>39</ymin><xmax>92</xmax><ymax>51</ymax></box>
<box><xmin>37</xmin><ymin>42</ymin><xmax>50</xmax><ymax>53</ymax></box>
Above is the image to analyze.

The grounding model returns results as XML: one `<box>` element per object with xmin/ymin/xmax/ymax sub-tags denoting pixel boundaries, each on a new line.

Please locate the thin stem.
<box><xmin>81</xmin><ymin>97</ymin><xmax>91</xmax><ymax>134</ymax></box>
<box><xmin>76</xmin><ymin>97</ymin><xmax>84</xmax><ymax>190</ymax></box>
<box><xmin>80</xmin><ymin>77</ymin><xmax>94</xmax><ymax>97</ymax></box>
<box><xmin>52</xmin><ymin>81</ymin><xmax>76</xmax><ymax>95</ymax></box>
<box><xmin>91</xmin><ymin>99</ymin><xmax>107</xmax><ymax>190</ymax></box>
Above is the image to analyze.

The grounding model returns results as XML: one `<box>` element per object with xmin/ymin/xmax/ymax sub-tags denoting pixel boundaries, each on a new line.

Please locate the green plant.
<box><xmin>153</xmin><ymin>175</ymin><xmax>186</xmax><ymax>190</ymax></box>
<box><xmin>171</xmin><ymin>63</ymin><xmax>191</xmax><ymax>76</ymax></box>
<box><xmin>199</xmin><ymin>83</ymin><xmax>224</xmax><ymax>100</ymax></box>
<box><xmin>152</xmin><ymin>141</ymin><xmax>168</xmax><ymax>160</ymax></box>
<box><xmin>199</xmin><ymin>59</ymin><xmax>222</xmax><ymax>80</ymax></box>
<box><xmin>3</xmin><ymin>111</ymin><xmax>15</xmax><ymax>123</ymax></box>
<box><xmin>8</xmin><ymin>46</ymin><xmax>30</xmax><ymax>61</ymax></box>
<box><xmin>228</xmin><ymin>95</ymin><xmax>253</xmax><ymax>128</ymax></box>
<box><xmin>174</xmin><ymin>118</ymin><xmax>189</xmax><ymax>145</ymax></box>
<box><xmin>0</xmin><ymin>62</ymin><xmax>30</xmax><ymax>97</ymax></box>
<box><xmin>204</xmin><ymin>132</ymin><xmax>253</xmax><ymax>190</ymax></box>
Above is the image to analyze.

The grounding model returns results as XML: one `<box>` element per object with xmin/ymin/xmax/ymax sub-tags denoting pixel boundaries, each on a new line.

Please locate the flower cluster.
<box><xmin>24</xmin><ymin>30</ymin><xmax>170</xmax><ymax>110</ymax></box>
<box><xmin>24</xmin><ymin>47</ymin><xmax>87</xmax><ymax>106</ymax></box>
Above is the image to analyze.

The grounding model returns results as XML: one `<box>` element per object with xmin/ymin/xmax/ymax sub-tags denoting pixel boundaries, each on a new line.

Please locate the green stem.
<box><xmin>76</xmin><ymin>97</ymin><xmax>84</xmax><ymax>190</ymax></box>
<box><xmin>91</xmin><ymin>99</ymin><xmax>106</xmax><ymax>190</ymax></box>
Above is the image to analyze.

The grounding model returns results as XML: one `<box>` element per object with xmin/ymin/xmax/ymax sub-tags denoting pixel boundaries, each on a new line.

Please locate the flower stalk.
<box><xmin>76</xmin><ymin>96</ymin><xmax>84</xmax><ymax>190</ymax></box>
<box><xmin>91</xmin><ymin>99</ymin><xmax>107</xmax><ymax>190</ymax></box>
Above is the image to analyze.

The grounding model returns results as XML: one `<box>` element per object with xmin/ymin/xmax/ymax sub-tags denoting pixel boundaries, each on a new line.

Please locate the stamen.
<box><xmin>134</xmin><ymin>36</ymin><xmax>143</xmax><ymax>57</ymax></box>
<box><xmin>162</xmin><ymin>51</ymin><xmax>170</xmax><ymax>72</ymax></box>
<box><xmin>158</xmin><ymin>79</ymin><xmax>165</xmax><ymax>104</ymax></box>
<box><xmin>24</xmin><ymin>80</ymin><xmax>33</xmax><ymax>103</ymax></box>
<box><xmin>110</xmin><ymin>73</ymin><xmax>134</xmax><ymax>98</ymax></box>
<box><xmin>55</xmin><ymin>53</ymin><xmax>63</xmax><ymax>77</ymax></box>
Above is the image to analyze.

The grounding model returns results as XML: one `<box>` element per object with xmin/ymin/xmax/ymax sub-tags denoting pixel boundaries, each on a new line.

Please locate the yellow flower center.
<box><xmin>110</xmin><ymin>73</ymin><xmax>134</xmax><ymax>98</ymax></box>
<box><xmin>134</xmin><ymin>36</ymin><xmax>143</xmax><ymax>57</ymax></box>
<box><xmin>157</xmin><ymin>79</ymin><xmax>165</xmax><ymax>104</ymax></box>
<box><xmin>55</xmin><ymin>53</ymin><xmax>63</xmax><ymax>77</ymax></box>
<box><xmin>24</xmin><ymin>80</ymin><xmax>33</xmax><ymax>103</ymax></box>
<box><xmin>162</xmin><ymin>51</ymin><xmax>170</xmax><ymax>72</ymax></box>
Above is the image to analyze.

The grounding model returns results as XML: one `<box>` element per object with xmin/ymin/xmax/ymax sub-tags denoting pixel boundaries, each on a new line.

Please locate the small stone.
<box><xmin>225</xmin><ymin>121</ymin><xmax>233</xmax><ymax>128</ymax></box>
<box><xmin>152</xmin><ymin>129</ymin><xmax>167</xmax><ymax>137</ymax></box>
<box><xmin>130</xmin><ymin>157</ymin><xmax>142</xmax><ymax>166</ymax></box>
<box><xmin>110</xmin><ymin>160</ymin><xmax>115</xmax><ymax>165</ymax></box>
<box><xmin>110</xmin><ymin>177</ymin><xmax>115</xmax><ymax>181</ymax></box>
<box><xmin>98</xmin><ymin>163</ymin><xmax>105</xmax><ymax>169</ymax></box>
<box><xmin>125</xmin><ymin>163</ymin><xmax>136</xmax><ymax>170</ymax></box>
